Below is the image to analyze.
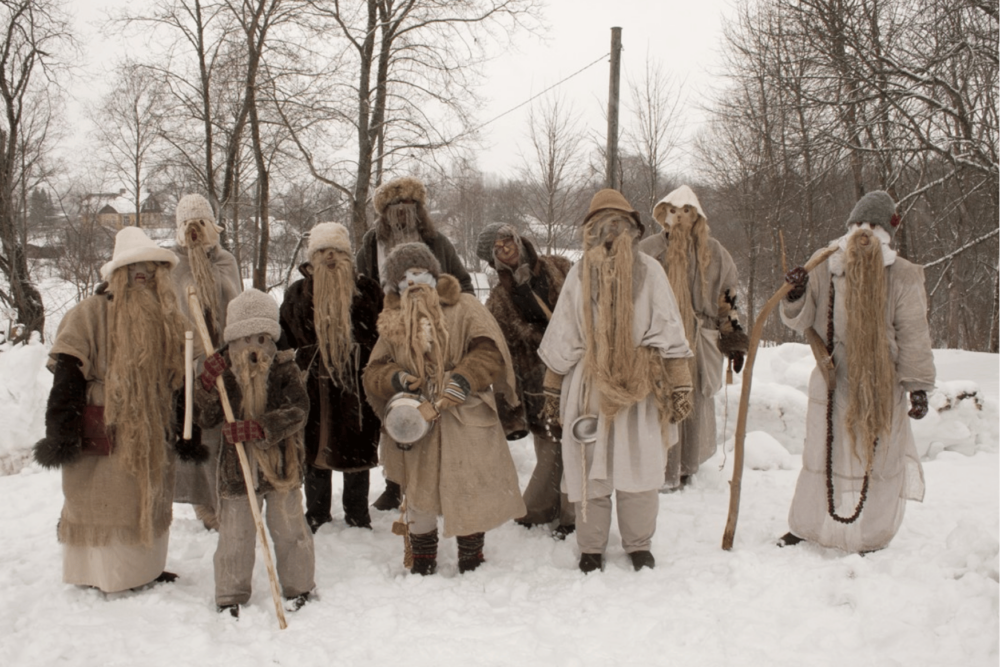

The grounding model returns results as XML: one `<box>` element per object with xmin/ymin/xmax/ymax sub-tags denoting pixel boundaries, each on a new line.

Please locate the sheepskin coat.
<box><xmin>639</xmin><ymin>230</ymin><xmax>740</xmax><ymax>470</ymax></box>
<box><xmin>780</xmin><ymin>250</ymin><xmax>935</xmax><ymax>552</ymax></box>
<box><xmin>195</xmin><ymin>349</ymin><xmax>309</xmax><ymax>498</ymax></box>
<box><xmin>538</xmin><ymin>254</ymin><xmax>692</xmax><ymax>503</ymax></box>
<box><xmin>279</xmin><ymin>268</ymin><xmax>383</xmax><ymax>472</ymax></box>
<box><xmin>362</xmin><ymin>274</ymin><xmax>526</xmax><ymax>537</ymax></box>
<box><xmin>355</xmin><ymin>228</ymin><xmax>475</xmax><ymax>295</ymax></box>
<box><xmin>485</xmin><ymin>240</ymin><xmax>572</xmax><ymax>436</ymax></box>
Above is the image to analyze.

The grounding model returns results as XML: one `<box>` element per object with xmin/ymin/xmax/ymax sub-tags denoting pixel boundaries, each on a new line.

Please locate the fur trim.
<box><xmin>33</xmin><ymin>436</ymin><xmax>81</xmax><ymax>468</ymax></box>
<box><xmin>374</xmin><ymin>177</ymin><xmax>427</xmax><ymax>214</ymax></box>
<box><xmin>382</xmin><ymin>243</ymin><xmax>442</xmax><ymax>291</ymax></box>
<box><xmin>437</xmin><ymin>274</ymin><xmax>462</xmax><ymax>306</ymax></box>
<box><xmin>174</xmin><ymin>431</ymin><xmax>210</xmax><ymax>463</ymax></box>
<box><xmin>719</xmin><ymin>328</ymin><xmax>749</xmax><ymax>356</ymax></box>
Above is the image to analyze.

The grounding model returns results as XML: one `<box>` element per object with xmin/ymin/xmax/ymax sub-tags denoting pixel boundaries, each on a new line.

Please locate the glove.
<box><xmin>391</xmin><ymin>370</ymin><xmax>423</xmax><ymax>393</ymax></box>
<box><xmin>222</xmin><ymin>419</ymin><xmax>265</xmax><ymax>445</ymax></box>
<box><xmin>417</xmin><ymin>400</ymin><xmax>440</xmax><ymax>423</ymax></box>
<box><xmin>908</xmin><ymin>390</ymin><xmax>928</xmax><ymax>420</ymax></box>
<box><xmin>669</xmin><ymin>387</ymin><xmax>693</xmax><ymax>423</ymax></box>
<box><xmin>785</xmin><ymin>267</ymin><xmax>809</xmax><ymax>302</ymax></box>
<box><xmin>729</xmin><ymin>351</ymin><xmax>745</xmax><ymax>374</ymax></box>
<box><xmin>200</xmin><ymin>352</ymin><xmax>227</xmax><ymax>392</ymax></box>
<box><xmin>437</xmin><ymin>374</ymin><xmax>471</xmax><ymax>411</ymax></box>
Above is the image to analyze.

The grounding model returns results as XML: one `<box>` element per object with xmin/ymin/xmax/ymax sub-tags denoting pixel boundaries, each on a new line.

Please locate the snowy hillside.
<box><xmin>0</xmin><ymin>334</ymin><xmax>996</xmax><ymax>666</ymax></box>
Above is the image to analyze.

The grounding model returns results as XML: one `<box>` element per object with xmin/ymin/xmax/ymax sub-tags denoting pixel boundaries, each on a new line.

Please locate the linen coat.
<box><xmin>780</xmin><ymin>250</ymin><xmax>935</xmax><ymax>552</ymax></box>
<box><xmin>363</xmin><ymin>274</ymin><xmax>526</xmax><ymax>537</ymax></box>
<box><xmin>537</xmin><ymin>253</ymin><xmax>692</xmax><ymax>503</ymax></box>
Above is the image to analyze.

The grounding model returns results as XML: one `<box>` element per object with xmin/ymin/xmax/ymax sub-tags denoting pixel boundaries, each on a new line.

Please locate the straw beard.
<box><xmin>312</xmin><ymin>255</ymin><xmax>357</xmax><ymax>391</ymax></box>
<box><xmin>185</xmin><ymin>225</ymin><xmax>221</xmax><ymax>343</ymax></box>
<box><xmin>581</xmin><ymin>218</ymin><xmax>651</xmax><ymax>418</ymax></box>
<box><xmin>104</xmin><ymin>265</ymin><xmax>186</xmax><ymax>546</ymax></box>
<box><xmin>844</xmin><ymin>229</ymin><xmax>895</xmax><ymax>465</ymax></box>
<box><xmin>376</xmin><ymin>203</ymin><xmax>423</xmax><ymax>250</ymax></box>
<box><xmin>664</xmin><ymin>215</ymin><xmax>712</xmax><ymax>352</ymax></box>
<box><xmin>398</xmin><ymin>283</ymin><xmax>449</xmax><ymax>399</ymax></box>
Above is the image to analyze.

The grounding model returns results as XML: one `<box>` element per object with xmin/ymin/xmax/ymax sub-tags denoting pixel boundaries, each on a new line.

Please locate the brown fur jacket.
<box><xmin>485</xmin><ymin>241</ymin><xmax>571</xmax><ymax>436</ymax></box>
<box><xmin>196</xmin><ymin>349</ymin><xmax>309</xmax><ymax>498</ymax></box>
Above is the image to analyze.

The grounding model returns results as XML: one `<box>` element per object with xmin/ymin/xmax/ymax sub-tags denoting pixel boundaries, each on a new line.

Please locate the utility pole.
<box><xmin>605</xmin><ymin>27</ymin><xmax>622</xmax><ymax>190</ymax></box>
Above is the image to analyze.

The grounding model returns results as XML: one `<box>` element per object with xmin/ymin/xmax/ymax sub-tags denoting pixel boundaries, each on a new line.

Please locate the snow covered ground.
<box><xmin>0</xmin><ymin>323</ymin><xmax>996</xmax><ymax>665</ymax></box>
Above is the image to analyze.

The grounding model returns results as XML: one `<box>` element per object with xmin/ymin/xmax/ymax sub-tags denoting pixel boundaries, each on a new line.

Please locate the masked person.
<box><xmin>639</xmin><ymin>185</ymin><xmax>748</xmax><ymax>492</ymax></box>
<box><xmin>538</xmin><ymin>190</ymin><xmax>694</xmax><ymax>573</ymax></box>
<box><xmin>777</xmin><ymin>191</ymin><xmax>935</xmax><ymax>554</ymax></box>
<box><xmin>355</xmin><ymin>176</ymin><xmax>475</xmax><ymax>511</ymax></box>
<box><xmin>362</xmin><ymin>243</ymin><xmax>526</xmax><ymax>575</ymax></box>
<box><xmin>279</xmin><ymin>222</ymin><xmax>383</xmax><ymax>532</ymax></box>
<box><xmin>195</xmin><ymin>288</ymin><xmax>314</xmax><ymax>617</ymax></box>
<box><xmin>34</xmin><ymin>227</ymin><xmax>201</xmax><ymax>592</ymax></box>
<box><xmin>475</xmin><ymin>223</ymin><xmax>575</xmax><ymax>539</ymax></box>
<box><xmin>170</xmin><ymin>193</ymin><xmax>243</xmax><ymax>530</ymax></box>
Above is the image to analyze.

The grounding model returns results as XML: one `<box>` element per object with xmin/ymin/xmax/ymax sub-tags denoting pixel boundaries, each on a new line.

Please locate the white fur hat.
<box><xmin>652</xmin><ymin>185</ymin><xmax>707</xmax><ymax>228</ymax></box>
<box><xmin>175</xmin><ymin>194</ymin><xmax>224</xmax><ymax>246</ymax></box>
<box><xmin>223</xmin><ymin>288</ymin><xmax>281</xmax><ymax>343</ymax></box>
<box><xmin>100</xmin><ymin>226</ymin><xmax>178</xmax><ymax>281</ymax></box>
<box><xmin>307</xmin><ymin>222</ymin><xmax>352</xmax><ymax>258</ymax></box>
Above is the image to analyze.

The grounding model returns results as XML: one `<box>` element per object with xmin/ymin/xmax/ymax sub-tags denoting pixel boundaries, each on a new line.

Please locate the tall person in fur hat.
<box><xmin>33</xmin><ymin>227</ymin><xmax>202</xmax><ymax>592</ymax></box>
<box><xmin>363</xmin><ymin>243</ymin><xmax>526</xmax><ymax>575</ymax></box>
<box><xmin>475</xmin><ymin>223</ymin><xmax>576</xmax><ymax>539</ymax></box>
<box><xmin>279</xmin><ymin>222</ymin><xmax>383</xmax><ymax>532</ymax></box>
<box><xmin>639</xmin><ymin>185</ymin><xmax>748</xmax><ymax>491</ymax></box>
<box><xmin>538</xmin><ymin>189</ymin><xmax>694</xmax><ymax>573</ymax></box>
<box><xmin>170</xmin><ymin>193</ymin><xmax>243</xmax><ymax>530</ymax></box>
<box><xmin>356</xmin><ymin>175</ymin><xmax>475</xmax><ymax>511</ymax></box>
<box><xmin>777</xmin><ymin>191</ymin><xmax>935</xmax><ymax>554</ymax></box>
<box><xmin>195</xmin><ymin>288</ymin><xmax>315</xmax><ymax>617</ymax></box>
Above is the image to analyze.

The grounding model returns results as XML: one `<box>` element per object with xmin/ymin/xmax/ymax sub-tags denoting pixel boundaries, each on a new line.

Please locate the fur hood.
<box><xmin>382</xmin><ymin>272</ymin><xmax>462</xmax><ymax>311</ymax></box>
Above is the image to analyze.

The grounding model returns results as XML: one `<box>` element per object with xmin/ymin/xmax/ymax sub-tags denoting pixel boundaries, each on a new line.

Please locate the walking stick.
<box><xmin>721</xmin><ymin>242</ymin><xmax>840</xmax><ymax>551</ymax></box>
<box><xmin>187</xmin><ymin>287</ymin><xmax>288</xmax><ymax>629</ymax></box>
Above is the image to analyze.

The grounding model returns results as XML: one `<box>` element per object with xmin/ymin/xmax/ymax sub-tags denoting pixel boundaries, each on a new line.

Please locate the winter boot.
<box><xmin>629</xmin><ymin>550</ymin><xmax>656</xmax><ymax>571</ymax></box>
<box><xmin>372</xmin><ymin>480</ymin><xmax>402</xmax><ymax>511</ymax></box>
<box><xmin>551</xmin><ymin>523</ymin><xmax>576</xmax><ymax>541</ymax></box>
<box><xmin>153</xmin><ymin>571</ymin><xmax>179</xmax><ymax>584</ymax></box>
<box><xmin>579</xmin><ymin>553</ymin><xmax>604</xmax><ymax>574</ymax></box>
<box><xmin>217</xmin><ymin>604</ymin><xmax>239</xmax><ymax>619</ymax></box>
<box><xmin>409</xmin><ymin>529</ymin><xmax>438</xmax><ymax>576</ymax></box>
<box><xmin>342</xmin><ymin>471</ymin><xmax>372</xmax><ymax>529</ymax></box>
<box><xmin>457</xmin><ymin>532</ymin><xmax>486</xmax><ymax>574</ymax></box>
<box><xmin>286</xmin><ymin>591</ymin><xmax>312</xmax><ymax>612</ymax></box>
<box><xmin>777</xmin><ymin>532</ymin><xmax>804</xmax><ymax>548</ymax></box>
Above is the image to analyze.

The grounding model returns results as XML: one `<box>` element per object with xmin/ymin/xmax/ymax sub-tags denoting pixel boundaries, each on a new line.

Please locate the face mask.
<box><xmin>665</xmin><ymin>204</ymin><xmax>698</xmax><ymax>229</ymax></box>
<box><xmin>398</xmin><ymin>268</ymin><xmax>436</xmax><ymax>293</ymax></box>
<box><xmin>127</xmin><ymin>261</ymin><xmax>159</xmax><ymax>289</ymax></box>
<box><xmin>229</xmin><ymin>333</ymin><xmax>277</xmax><ymax>364</ymax></box>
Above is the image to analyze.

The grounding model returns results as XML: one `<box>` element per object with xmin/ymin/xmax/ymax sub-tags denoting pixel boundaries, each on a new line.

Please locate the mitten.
<box><xmin>392</xmin><ymin>370</ymin><xmax>423</xmax><ymax>393</ymax></box>
<box><xmin>175</xmin><ymin>424</ymin><xmax>209</xmax><ymax>463</ymax></box>
<box><xmin>730</xmin><ymin>351</ymin><xmax>745</xmax><ymax>374</ymax></box>
<box><xmin>437</xmin><ymin>374</ymin><xmax>471</xmax><ymax>411</ymax></box>
<box><xmin>222</xmin><ymin>419</ymin><xmax>265</xmax><ymax>445</ymax></box>
<box><xmin>785</xmin><ymin>267</ymin><xmax>809</xmax><ymax>302</ymax></box>
<box><xmin>34</xmin><ymin>353</ymin><xmax>87</xmax><ymax>468</ymax></box>
<box><xmin>908</xmin><ymin>390</ymin><xmax>928</xmax><ymax>420</ymax></box>
<box><xmin>200</xmin><ymin>352</ymin><xmax>227</xmax><ymax>392</ymax></box>
<box><xmin>33</xmin><ymin>436</ymin><xmax>82</xmax><ymax>469</ymax></box>
<box><xmin>670</xmin><ymin>388</ymin><xmax>694</xmax><ymax>423</ymax></box>
<box><xmin>663</xmin><ymin>357</ymin><xmax>694</xmax><ymax>424</ymax></box>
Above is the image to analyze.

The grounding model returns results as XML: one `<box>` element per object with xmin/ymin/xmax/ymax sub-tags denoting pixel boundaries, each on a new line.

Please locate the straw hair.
<box><xmin>312</xmin><ymin>250</ymin><xmax>358</xmax><ymax>390</ymax></box>
<box><xmin>664</xmin><ymin>212</ymin><xmax>712</xmax><ymax>354</ymax></box>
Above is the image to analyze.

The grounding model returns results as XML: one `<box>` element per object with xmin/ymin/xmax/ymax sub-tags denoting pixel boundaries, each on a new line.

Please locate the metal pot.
<box><xmin>384</xmin><ymin>392</ymin><xmax>431</xmax><ymax>448</ymax></box>
<box><xmin>570</xmin><ymin>414</ymin><xmax>599</xmax><ymax>444</ymax></box>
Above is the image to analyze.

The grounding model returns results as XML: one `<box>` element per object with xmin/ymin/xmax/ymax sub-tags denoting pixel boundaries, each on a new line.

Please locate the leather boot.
<box><xmin>457</xmin><ymin>532</ymin><xmax>485</xmax><ymax>574</ymax></box>
<box><xmin>409</xmin><ymin>529</ymin><xmax>438</xmax><ymax>576</ymax></box>
<box><xmin>372</xmin><ymin>479</ymin><xmax>402</xmax><ymax>511</ymax></box>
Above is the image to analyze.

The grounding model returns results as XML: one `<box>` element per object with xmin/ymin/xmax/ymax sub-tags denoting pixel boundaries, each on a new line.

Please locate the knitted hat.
<box><xmin>583</xmin><ymin>189</ymin><xmax>644</xmax><ymax>235</ymax></box>
<box><xmin>475</xmin><ymin>222</ymin><xmax>514</xmax><ymax>266</ymax></box>
<box><xmin>374</xmin><ymin>177</ymin><xmax>427</xmax><ymax>215</ymax></box>
<box><xmin>382</xmin><ymin>242</ymin><xmax>441</xmax><ymax>292</ymax></box>
<box><xmin>651</xmin><ymin>185</ymin><xmax>707</xmax><ymax>229</ymax></box>
<box><xmin>846</xmin><ymin>190</ymin><xmax>900</xmax><ymax>239</ymax></box>
<box><xmin>174</xmin><ymin>194</ymin><xmax>224</xmax><ymax>247</ymax></box>
<box><xmin>100</xmin><ymin>226</ymin><xmax>178</xmax><ymax>280</ymax></box>
<box><xmin>223</xmin><ymin>288</ymin><xmax>281</xmax><ymax>343</ymax></box>
<box><xmin>307</xmin><ymin>221</ymin><xmax>352</xmax><ymax>258</ymax></box>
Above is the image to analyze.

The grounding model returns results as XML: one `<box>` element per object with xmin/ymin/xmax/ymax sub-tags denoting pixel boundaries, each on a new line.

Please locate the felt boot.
<box><xmin>579</xmin><ymin>553</ymin><xmax>604</xmax><ymax>573</ymax></box>
<box><xmin>777</xmin><ymin>532</ymin><xmax>804</xmax><ymax>547</ymax></box>
<box><xmin>372</xmin><ymin>479</ymin><xmax>402</xmax><ymax>511</ymax></box>
<box><xmin>409</xmin><ymin>529</ymin><xmax>438</xmax><ymax>576</ymax></box>
<box><xmin>629</xmin><ymin>550</ymin><xmax>656</xmax><ymax>571</ymax></box>
<box><xmin>342</xmin><ymin>471</ymin><xmax>372</xmax><ymax>528</ymax></box>
<box><xmin>457</xmin><ymin>532</ymin><xmax>486</xmax><ymax>574</ymax></box>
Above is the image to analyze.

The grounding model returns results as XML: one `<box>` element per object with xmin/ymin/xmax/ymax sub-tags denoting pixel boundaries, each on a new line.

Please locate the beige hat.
<box><xmin>583</xmin><ymin>189</ymin><xmax>644</xmax><ymax>235</ymax></box>
<box><xmin>175</xmin><ymin>194</ymin><xmax>224</xmax><ymax>247</ymax></box>
<box><xmin>100</xmin><ymin>226</ymin><xmax>178</xmax><ymax>280</ymax></box>
<box><xmin>307</xmin><ymin>222</ymin><xmax>352</xmax><ymax>258</ymax></box>
<box><xmin>651</xmin><ymin>185</ymin><xmax>707</xmax><ymax>229</ymax></box>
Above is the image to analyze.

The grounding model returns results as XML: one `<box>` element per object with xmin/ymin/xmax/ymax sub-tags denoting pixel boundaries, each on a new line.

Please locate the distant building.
<box><xmin>80</xmin><ymin>189</ymin><xmax>167</xmax><ymax>230</ymax></box>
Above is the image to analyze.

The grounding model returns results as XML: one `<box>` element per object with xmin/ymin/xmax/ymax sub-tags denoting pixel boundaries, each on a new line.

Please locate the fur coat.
<box><xmin>356</xmin><ymin>228</ymin><xmax>475</xmax><ymax>295</ymax></box>
<box><xmin>362</xmin><ymin>274</ymin><xmax>526</xmax><ymax>537</ymax></box>
<box><xmin>195</xmin><ymin>349</ymin><xmax>309</xmax><ymax>498</ymax></box>
<box><xmin>780</xmin><ymin>251</ymin><xmax>935</xmax><ymax>552</ymax></box>
<box><xmin>279</xmin><ymin>268</ymin><xmax>383</xmax><ymax>472</ymax></box>
<box><xmin>485</xmin><ymin>239</ymin><xmax>572</xmax><ymax>436</ymax></box>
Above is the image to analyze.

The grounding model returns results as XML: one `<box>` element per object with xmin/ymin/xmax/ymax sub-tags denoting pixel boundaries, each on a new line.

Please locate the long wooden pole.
<box><xmin>722</xmin><ymin>243</ymin><xmax>840</xmax><ymax>551</ymax></box>
<box><xmin>187</xmin><ymin>287</ymin><xmax>288</xmax><ymax>629</ymax></box>
<box><xmin>605</xmin><ymin>27</ymin><xmax>622</xmax><ymax>190</ymax></box>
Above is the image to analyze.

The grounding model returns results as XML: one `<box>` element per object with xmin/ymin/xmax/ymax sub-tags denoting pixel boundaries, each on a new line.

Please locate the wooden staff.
<box><xmin>187</xmin><ymin>287</ymin><xmax>288</xmax><ymax>629</ymax></box>
<box><xmin>721</xmin><ymin>242</ymin><xmax>840</xmax><ymax>551</ymax></box>
<box><xmin>184</xmin><ymin>331</ymin><xmax>193</xmax><ymax>440</ymax></box>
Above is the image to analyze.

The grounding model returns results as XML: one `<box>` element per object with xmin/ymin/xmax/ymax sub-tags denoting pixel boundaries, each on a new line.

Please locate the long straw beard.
<box><xmin>581</xmin><ymin>228</ymin><xmax>650</xmax><ymax>417</ymax></box>
<box><xmin>104</xmin><ymin>266</ymin><xmax>185</xmax><ymax>545</ymax></box>
<box><xmin>665</xmin><ymin>217</ymin><xmax>711</xmax><ymax>352</ymax></box>
<box><xmin>313</xmin><ymin>260</ymin><xmax>357</xmax><ymax>390</ymax></box>
<box><xmin>230</xmin><ymin>346</ymin><xmax>273</xmax><ymax>420</ymax></box>
<box><xmin>185</xmin><ymin>226</ymin><xmax>221</xmax><ymax>343</ymax></box>
<box><xmin>844</xmin><ymin>230</ymin><xmax>895</xmax><ymax>464</ymax></box>
<box><xmin>377</xmin><ymin>204</ymin><xmax>422</xmax><ymax>250</ymax></box>
<box><xmin>399</xmin><ymin>283</ymin><xmax>449</xmax><ymax>399</ymax></box>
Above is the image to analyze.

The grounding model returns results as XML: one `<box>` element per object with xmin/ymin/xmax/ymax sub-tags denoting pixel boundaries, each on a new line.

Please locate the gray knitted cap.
<box><xmin>846</xmin><ymin>190</ymin><xmax>900</xmax><ymax>239</ymax></box>
<box><xmin>382</xmin><ymin>242</ymin><xmax>441</xmax><ymax>292</ymax></box>
<box><xmin>475</xmin><ymin>222</ymin><xmax>511</xmax><ymax>266</ymax></box>
<box><xmin>224</xmin><ymin>288</ymin><xmax>281</xmax><ymax>343</ymax></box>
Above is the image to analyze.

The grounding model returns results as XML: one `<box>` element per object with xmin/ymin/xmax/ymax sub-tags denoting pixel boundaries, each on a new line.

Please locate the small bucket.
<box><xmin>570</xmin><ymin>414</ymin><xmax>599</xmax><ymax>444</ymax></box>
<box><xmin>384</xmin><ymin>392</ymin><xmax>430</xmax><ymax>447</ymax></box>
